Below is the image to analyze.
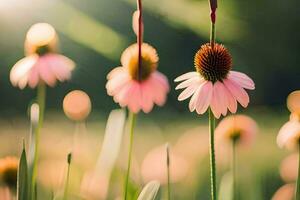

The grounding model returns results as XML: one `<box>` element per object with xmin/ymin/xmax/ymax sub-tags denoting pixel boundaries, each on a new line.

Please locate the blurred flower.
<box><xmin>106</xmin><ymin>43</ymin><xmax>169</xmax><ymax>113</ymax></box>
<box><xmin>287</xmin><ymin>90</ymin><xmax>300</xmax><ymax>116</ymax></box>
<box><xmin>174</xmin><ymin>127</ymin><xmax>208</xmax><ymax>162</ymax></box>
<box><xmin>271</xmin><ymin>184</ymin><xmax>294</xmax><ymax>200</ymax></box>
<box><xmin>175</xmin><ymin>43</ymin><xmax>254</xmax><ymax>118</ymax></box>
<box><xmin>141</xmin><ymin>145</ymin><xmax>188</xmax><ymax>184</ymax></box>
<box><xmin>0</xmin><ymin>156</ymin><xmax>18</xmax><ymax>188</ymax></box>
<box><xmin>80</xmin><ymin>171</ymin><xmax>109</xmax><ymax>200</ymax></box>
<box><xmin>0</xmin><ymin>187</ymin><xmax>13</xmax><ymax>200</ymax></box>
<box><xmin>215</xmin><ymin>115</ymin><xmax>258</xmax><ymax>146</ymax></box>
<box><xmin>63</xmin><ymin>90</ymin><xmax>92</xmax><ymax>121</ymax></box>
<box><xmin>280</xmin><ymin>153</ymin><xmax>298</xmax><ymax>183</ymax></box>
<box><xmin>277</xmin><ymin>120</ymin><xmax>300</xmax><ymax>151</ymax></box>
<box><xmin>10</xmin><ymin>23</ymin><xmax>75</xmax><ymax>89</ymax></box>
<box><xmin>38</xmin><ymin>160</ymin><xmax>65</xmax><ymax>191</ymax></box>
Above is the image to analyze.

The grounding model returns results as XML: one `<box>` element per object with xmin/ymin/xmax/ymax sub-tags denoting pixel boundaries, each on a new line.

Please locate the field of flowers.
<box><xmin>0</xmin><ymin>0</ymin><xmax>299</xmax><ymax>200</ymax></box>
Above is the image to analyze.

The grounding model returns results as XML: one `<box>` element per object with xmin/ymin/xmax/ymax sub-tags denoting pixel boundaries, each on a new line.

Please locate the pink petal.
<box><xmin>28</xmin><ymin>66</ymin><xmax>40</xmax><ymax>88</ymax></box>
<box><xmin>228</xmin><ymin>71</ymin><xmax>255</xmax><ymax>90</ymax></box>
<box><xmin>209</xmin><ymin>83</ymin><xmax>224</xmax><ymax>119</ymax></box>
<box><xmin>106</xmin><ymin>71</ymin><xmax>130</xmax><ymax>96</ymax></box>
<box><xmin>223</xmin><ymin>78</ymin><xmax>250</xmax><ymax>108</ymax></box>
<box><xmin>141</xmin><ymin>81</ymin><xmax>154</xmax><ymax>113</ymax></box>
<box><xmin>107</xmin><ymin>67</ymin><xmax>124</xmax><ymax>79</ymax></box>
<box><xmin>174</xmin><ymin>72</ymin><xmax>199</xmax><ymax>82</ymax></box>
<box><xmin>223</xmin><ymin>85</ymin><xmax>237</xmax><ymax>113</ymax></box>
<box><xmin>127</xmin><ymin>83</ymin><xmax>142</xmax><ymax>113</ymax></box>
<box><xmin>178</xmin><ymin>83</ymin><xmax>198</xmax><ymax>101</ymax></box>
<box><xmin>214</xmin><ymin>81</ymin><xmax>228</xmax><ymax>116</ymax></box>
<box><xmin>148</xmin><ymin>74</ymin><xmax>168</xmax><ymax>106</ymax></box>
<box><xmin>152</xmin><ymin>72</ymin><xmax>170</xmax><ymax>92</ymax></box>
<box><xmin>45</xmin><ymin>54</ymin><xmax>75</xmax><ymax>81</ymax></box>
<box><xmin>10</xmin><ymin>55</ymin><xmax>38</xmax><ymax>88</ymax></box>
<box><xmin>35</xmin><ymin>57</ymin><xmax>57</xmax><ymax>87</ymax></box>
<box><xmin>175</xmin><ymin>76</ymin><xmax>202</xmax><ymax>90</ymax></box>
<box><xmin>113</xmin><ymin>81</ymin><xmax>133</xmax><ymax>107</ymax></box>
<box><xmin>193</xmin><ymin>81</ymin><xmax>213</xmax><ymax>114</ymax></box>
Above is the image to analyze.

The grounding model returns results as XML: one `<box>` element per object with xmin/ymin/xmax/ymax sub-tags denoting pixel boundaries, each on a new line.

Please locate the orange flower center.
<box><xmin>194</xmin><ymin>43</ymin><xmax>232</xmax><ymax>82</ymax></box>
<box><xmin>123</xmin><ymin>43</ymin><xmax>158</xmax><ymax>81</ymax></box>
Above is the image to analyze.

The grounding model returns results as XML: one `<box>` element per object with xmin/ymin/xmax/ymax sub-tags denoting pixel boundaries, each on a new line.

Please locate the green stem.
<box><xmin>124</xmin><ymin>112</ymin><xmax>137</xmax><ymax>200</ymax></box>
<box><xmin>63</xmin><ymin>153</ymin><xmax>72</xmax><ymax>200</ymax></box>
<box><xmin>232</xmin><ymin>139</ymin><xmax>237</xmax><ymax>200</ymax></box>
<box><xmin>210</xmin><ymin>22</ymin><xmax>216</xmax><ymax>48</ymax></box>
<box><xmin>209</xmin><ymin>109</ymin><xmax>217</xmax><ymax>200</ymax></box>
<box><xmin>166</xmin><ymin>144</ymin><xmax>171</xmax><ymax>200</ymax></box>
<box><xmin>31</xmin><ymin>82</ymin><xmax>46</xmax><ymax>199</ymax></box>
<box><xmin>296</xmin><ymin>142</ymin><xmax>300</xmax><ymax>200</ymax></box>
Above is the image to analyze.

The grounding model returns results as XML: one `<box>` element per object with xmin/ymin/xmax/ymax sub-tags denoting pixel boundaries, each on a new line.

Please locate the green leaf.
<box><xmin>137</xmin><ymin>181</ymin><xmax>160</xmax><ymax>200</ymax></box>
<box><xmin>17</xmin><ymin>144</ymin><xmax>29</xmax><ymax>200</ymax></box>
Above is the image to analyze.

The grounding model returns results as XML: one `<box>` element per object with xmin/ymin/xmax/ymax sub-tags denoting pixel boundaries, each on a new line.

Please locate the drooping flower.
<box><xmin>106</xmin><ymin>43</ymin><xmax>169</xmax><ymax>113</ymax></box>
<box><xmin>175</xmin><ymin>43</ymin><xmax>255</xmax><ymax>118</ymax></box>
<box><xmin>277</xmin><ymin>120</ymin><xmax>300</xmax><ymax>151</ymax></box>
<box><xmin>215</xmin><ymin>114</ymin><xmax>258</xmax><ymax>146</ymax></box>
<box><xmin>271</xmin><ymin>184</ymin><xmax>295</xmax><ymax>200</ymax></box>
<box><xmin>0</xmin><ymin>157</ymin><xmax>18</xmax><ymax>188</ymax></box>
<box><xmin>280</xmin><ymin>153</ymin><xmax>298</xmax><ymax>183</ymax></box>
<box><xmin>10</xmin><ymin>23</ymin><xmax>75</xmax><ymax>89</ymax></box>
<box><xmin>63</xmin><ymin>90</ymin><xmax>92</xmax><ymax>121</ymax></box>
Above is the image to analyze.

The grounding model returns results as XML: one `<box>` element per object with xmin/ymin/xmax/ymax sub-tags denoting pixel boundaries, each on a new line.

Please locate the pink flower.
<box><xmin>10</xmin><ymin>23</ymin><xmax>75</xmax><ymax>89</ymax></box>
<box><xmin>277</xmin><ymin>120</ymin><xmax>300</xmax><ymax>151</ymax></box>
<box><xmin>175</xmin><ymin>43</ymin><xmax>255</xmax><ymax>118</ymax></box>
<box><xmin>106</xmin><ymin>43</ymin><xmax>169</xmax><ymax>113</ymax></box>
<box><xmin>215</xmin><ymin>114</ymin><xmax>258</xmax><ymax>146</ymax></box>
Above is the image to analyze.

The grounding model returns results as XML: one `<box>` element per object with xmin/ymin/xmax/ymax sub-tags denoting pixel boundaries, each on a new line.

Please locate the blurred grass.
<box><xmin>0</xmin><ymin>108</ymin><xmax>291</xmax><ymax>199</ymax></box>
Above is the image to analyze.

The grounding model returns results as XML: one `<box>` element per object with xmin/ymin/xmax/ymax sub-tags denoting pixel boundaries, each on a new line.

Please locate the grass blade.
<box><xmin>137</xmin><ymin>181</ymin><xmax>160</xmax><ymax>200</ymax></box>
<box><xmin>17</xmin><ymin>143</ymin><xmax>29</xmax><ymax>200</ymax></box>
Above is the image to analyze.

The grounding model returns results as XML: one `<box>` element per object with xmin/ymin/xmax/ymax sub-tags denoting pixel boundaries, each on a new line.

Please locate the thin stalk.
<box><xmin>210</xmin><ymin>22</ymin><xmax>216</xmax><ymax>48</ymax></box>
<box><xmin>31</xmin><ymin>82</ymin><xmax>46</xmax><ymax>199</ymax></box>
<box><xmin>63</xmin><ymin>153</ymin><xmax>72</xmax><ymax>200</ymax></box>
<box><xmin>137</xmin><ymin>0</ymin><xmax>143</xmax><ymax>81</ymax></box>
<box><xmin>124</xmin><ymin>112</ymin><xmax>137</xmax><ymax>200</ymax></box>
<box><xmin>166</xmin><ymin>144</ymin><xmax>171</xmax><ymax>200</ymax></box>
<box><xmin>296</xmin><ymin>142</ymin><xmax>300</xmax><ymax>200</ymax></box>
<box><xmin>232</xmin><ymin>139</ymin><xmax>237</xmax><ymax>200</ymax></box>
<box><xmin>209</xmin><ymin>108</ymin><xmax>217</xmax><ymax>200</ymax></box>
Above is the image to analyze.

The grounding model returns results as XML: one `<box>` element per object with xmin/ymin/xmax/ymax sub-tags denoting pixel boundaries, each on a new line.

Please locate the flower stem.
<box><xmin>296</xmin><ymin>142</ymin><xmax>300</xmax><ymax>200</ymax></box>
<box><xmin>63</xmin><ymin>153</ymin><xmax>72</xmax><ymax>200</ymax></box>
<box><xmin>166</xmin><ymin>144</ymin><xmax>171</xmax><ymax>200</ymax></box>
<box><xmin>209</xmin><ymin>108</ymin><xmax>217</xmax><ymax>200</ymax></box>
<box><xmin>210</xmin><ymin>22</ymin><xmax>216</xmax><ymax>48</ymax></box>
<box><xmin>232</xmin><ymin>139</ymin><xmax>237</xmax><ymax>200</ymax></box>
<box><xmin>137</xmin><ymin>0</ymin><xmax>143</xmax><ymax>81</ymax></box>
<box><xmin>124</xmin><ymin>112</ymin><xmax>137</xmax><ymax>200</ymax></box>
<box><xmin>31</xmin><ymin>82</ymin><xmax>46</xmax><ymax>199</ymax></box>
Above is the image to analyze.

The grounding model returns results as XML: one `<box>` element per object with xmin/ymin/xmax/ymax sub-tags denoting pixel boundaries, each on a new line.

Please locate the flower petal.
<box><xmin>10</xmin><ymin>55</ymin><xmax>38</xmax><ymax>88</ymax></box>
<box><xmin>174</xmin><ymin>72</ymin><xmax>199</xmax><ymax>82</ymax></box>
<box><xmin>210</xmin><ymin>81</ymin><xmax>228</xmax><ymax>117</ymax></box>
<box><xmin>141</xmin><ymin>81</ymin><xmax>154</xmax><ymax>113</ymax></box>
<box><xmin>178</xmin><ymin>83</ymin><xmax>198</xmax><ymax>101</ymax></box>
<box><xmin>228</xmin><ymin>71</ymin><xmax>255</xmax><ymax>90</ymax></box>
<box><xmin>224</xmin><ymin>78</ymin><xmax>249</xmax><ymax>108</ymax></box>
<box><xmin>195</xmin><ymin>81</ymin><xmax>213</xmax><ymax>115</ymax></box>
<box><xmin>224</xmin><ymin>85</ymin><xmax>237</xmax><ymax>113</ymax></box>
<box><xmin>175</xmin><ymin>76</ymin><xmax>203</xmax><ymax>90</ymax></box>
